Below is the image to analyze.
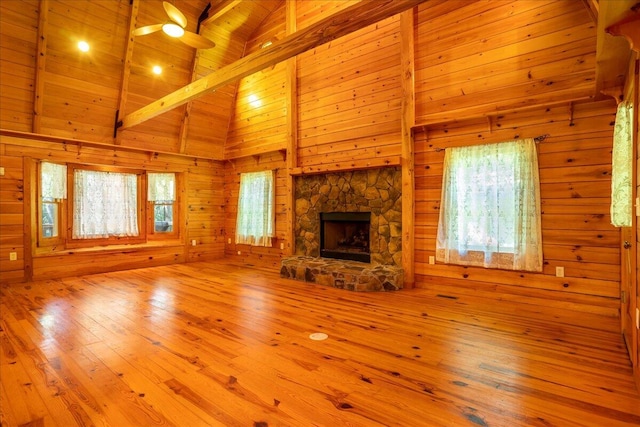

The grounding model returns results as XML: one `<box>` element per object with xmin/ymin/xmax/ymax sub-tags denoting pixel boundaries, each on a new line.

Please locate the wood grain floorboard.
<box><xmin>1</xmin><ymin>260</ymin><xmax>639</xmax><ymax>426</ymax></box>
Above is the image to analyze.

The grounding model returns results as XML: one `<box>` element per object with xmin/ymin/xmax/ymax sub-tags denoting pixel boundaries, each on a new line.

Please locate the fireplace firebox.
<box><xmin>320</xmin><ymin>212</ymin><xmax>371</xmax><ymax>263</ymax></box>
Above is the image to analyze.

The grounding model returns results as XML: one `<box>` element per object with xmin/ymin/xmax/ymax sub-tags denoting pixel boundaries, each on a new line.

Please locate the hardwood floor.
<box><xmin>1</xmin><ymin>261</ymin><xmax>639</xmax><ymax>427</ymax></box>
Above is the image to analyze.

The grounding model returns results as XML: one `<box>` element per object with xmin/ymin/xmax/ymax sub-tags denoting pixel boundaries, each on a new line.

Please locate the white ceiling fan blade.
<box><xmin>163</xmin><ymin>1</ymin><xmax>187</xmax><ymax>28</ymax></box>
<box><xmin>180</xmin><ymin>31</ymin><xmax>216</xmax><ymax>49</ymax></box>
<box><xmin>132</xmin><ymin>23</ymin><xmax>163</xmax><ymax>36</ymax></box>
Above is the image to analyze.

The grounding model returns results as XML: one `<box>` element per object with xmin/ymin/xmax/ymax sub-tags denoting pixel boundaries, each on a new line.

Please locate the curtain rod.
<box><xmin>433</xmin><ymin>134</ymin><xmax>550</xmax><ymax>152</ymax></box>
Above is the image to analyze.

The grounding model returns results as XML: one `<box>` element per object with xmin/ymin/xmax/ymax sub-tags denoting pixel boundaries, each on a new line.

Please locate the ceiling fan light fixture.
<box><xmin>162</xmin><ymin>23</ymin><xmax>184</xmax><ymax>38</ymax></box>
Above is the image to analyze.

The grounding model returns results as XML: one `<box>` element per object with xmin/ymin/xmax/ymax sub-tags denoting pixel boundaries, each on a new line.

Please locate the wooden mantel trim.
<box><xmin>118</xmin><ymin>0</ymin><xmax>427</xmax><ymax>131</ymax></box>
<box><xmin>289</xmin><ymin>157</ymin><xmax>401</xmax><ymax>176</ymax></box>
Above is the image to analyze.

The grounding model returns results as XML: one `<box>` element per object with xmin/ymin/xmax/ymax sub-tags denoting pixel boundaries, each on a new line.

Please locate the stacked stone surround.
<box><xmin>280</xmin><ymin>256</ymin><xmax>403</xmax><ymax>291</ymax></box>
<box><xmin>293</xmin><ymin>167</ymin><xmax>402</xmax><ymax>266</ymax></box>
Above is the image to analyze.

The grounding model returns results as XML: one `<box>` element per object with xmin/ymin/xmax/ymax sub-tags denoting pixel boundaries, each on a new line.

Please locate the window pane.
<box><xmin>41</xmin><ymin>200</ymin><xmax>58</xmax><ymax>238</ymax></box>
<box><xmin>154</xmin><ymin>202</ymin><xmax>173</xmax><ymax>232</ymax></box>
<box><xmin>73</xmin><ymin>169</ymin><xmax>139</xmax><ymax>239</ymax></box>
<box><xmin>236</xmin><ymin>170</ymin><xmax>275</xmax><ymax>247</ymax></box>
<box><xmin>436</xmin><ymin>139</ymin><xmax>542</xmax><ymax>271</ymax></box>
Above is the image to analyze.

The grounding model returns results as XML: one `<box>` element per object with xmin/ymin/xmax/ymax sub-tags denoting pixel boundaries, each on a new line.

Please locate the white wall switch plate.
<box><xmin>0</xmin><ymin>167</ymin><xmax>4</xmax><ymax>176</ymax></box>
<box><xmin>555</xmin><ymin>266</ymin><xmax>564</xmax><ymax>278</ymax></box>
<box><xmin>428</xmin><ymin>256</ymin><xmax>435</xmax><ymax>265</ymax></box>
<box><xmin>191</xmin><ymin>239</ymin><xmax>196</xmax><ymax>246</ymax></box>
<box><xmin>9</xmin><ymin>252</ymin><xmax>17</xmax><ymax>261</ymax></box>
<box><xmin>636</xmin><ymin>307</ymin><xmax>639</xmax><ymax>330</ymax></box>
<box><xmin>280</xmin><ymin>242</ymin><xmax>284</xmax><ymax>250</ymax></box>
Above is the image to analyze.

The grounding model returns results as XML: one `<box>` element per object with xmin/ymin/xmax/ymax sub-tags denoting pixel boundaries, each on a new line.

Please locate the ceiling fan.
<box><xmin>132</xmin><ymin>1</ymin><xmax>215</xmax><ymax>49</ymax></box>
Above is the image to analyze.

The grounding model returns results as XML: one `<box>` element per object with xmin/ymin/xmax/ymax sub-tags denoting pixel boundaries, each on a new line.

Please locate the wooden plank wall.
<box><xmin>0</xmin><ymin>0</ymin><xmax>38</xmax><ymax>132</ymax></box>
<box><xmin>224</xmin><ymin>3</ymin><xmax>287</xmax><ymax>159</ymax></box>
<box><xmin>296</xmin><ymin>3</ymin><xmax>402</xmax><ymax>169</ymax></box>
<box><xmin>414</xmin><ymin>100</ymin><xmax>619</xmax><ymax>315</ymax></box>
<box><xmin>0</xmin><ymin>133</ymin><xmax>225</xmax><ymax>283</ymax></box>
<box><xmin>223</xmin><ymin>152</ymin><xmax>288</xmax><ymax>269</ymax></box>
<box><xmin>415</xmin><ymin>0</ymin><xmax>597</xmax><ymax>125</ymax></box>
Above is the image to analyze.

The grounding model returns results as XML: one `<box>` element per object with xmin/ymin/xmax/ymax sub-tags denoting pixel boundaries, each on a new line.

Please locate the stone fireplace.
<box><xmin>280</xmin><ymin>167</ymin><xmax>403</xmax><ymax>291</ymax></box>
<box><xmin>293</xmin><ymin>167</ymin><xmax>402</xmax><ymax>266</ymax></box>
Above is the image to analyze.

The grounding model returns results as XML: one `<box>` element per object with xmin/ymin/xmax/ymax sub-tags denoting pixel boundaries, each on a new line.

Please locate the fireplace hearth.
<box><xmin>320</xmin><ymin>212</ymin><xmax>370</xmax><ymax>263</ymax></box>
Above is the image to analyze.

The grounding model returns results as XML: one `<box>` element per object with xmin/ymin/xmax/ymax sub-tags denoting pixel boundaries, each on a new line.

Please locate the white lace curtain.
<box><xmin>611</xmin><ymin>101</ymin><xmax>633</xmax><ymax>227</ymax></box>
<box><xmin>436</xmin><ymin>138</ymin><xmax>543</xmax><ymax>271</ymax></box>
<box><xmin>41</xmin><ymin>162</ymin><xmax>67</xmax><ymax>199</ymax></box>
<box><xmin>236</xmin><ymin>170</ymin><xmax>275</xmax><ymax>247</ymax></box>
<box><xmin>73</xmin><ymin>169</ymin><xmax>139</xmax><ymax>239</ymax></box>
<box><xmin>148</xmin><ymin>173</ymin><xmax>176</xmax><ymax>201</ymax></box>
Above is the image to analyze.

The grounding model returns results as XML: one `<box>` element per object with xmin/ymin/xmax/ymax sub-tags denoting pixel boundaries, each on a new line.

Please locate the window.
<box><xmin>39</xmin><ymin>162</ymin><xmax>67</xmax><ymax>247</ymax></box>
<box><xmin>72</xmin><ymin>169</ymin><xmax>140</xmax><ymax>240</ymax></box>
<box><xmin>436</xmin><ymin>138</ymin><xmax>543</xmax><ymax>271</ymax></box>
<box><xmin>36</xmin><ymin>162</ymin><xmax>181</xmax><ymax>251</ymax></box>
<box><xmin>148</xmin><ymin>173</ymin><xmax>177</xmax><ymax>235</ymax></box>
<box><xmin>236</xmin><ymin>170</ymin><xmax>275</xmax><ymax>247</ymax></box>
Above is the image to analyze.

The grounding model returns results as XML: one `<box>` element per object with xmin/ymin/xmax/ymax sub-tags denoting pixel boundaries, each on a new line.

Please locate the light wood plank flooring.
<box><xmin>1</xmin><ymin>261</ymin><xmax>639</xmax><ymax>426</ymax></box>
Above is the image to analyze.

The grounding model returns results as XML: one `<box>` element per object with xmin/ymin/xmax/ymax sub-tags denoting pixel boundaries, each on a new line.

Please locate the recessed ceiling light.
<box><xmin>78</xmin><ymin>41</ymin><xmax>90</xmax><ymax>52</ymax></box>
<box><xmin>162</xmin><ymin>23</ymin><xmax>184</xmax><ymax>38</ymax></box>
<box><xmin>152</xmin><ymin>65</ymin><xmax>162</xmax><ymax>75</ymax></box>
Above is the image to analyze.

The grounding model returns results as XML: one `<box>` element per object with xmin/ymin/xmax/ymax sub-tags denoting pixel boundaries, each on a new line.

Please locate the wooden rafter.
<box><xmin>114</xmin><ymin>0</ymin><xmax>139</xmax><ymax>142</ymax></box>
<box><xmin>200</xmin><ymin>0</ymin><xmax>242</xmax><ymax>26</ymax></box>
<box><xmin>117</xmin><ymin>0</ymin><xmax>427</xmax><ymax>131</ymax></box>
<box><xmin>32</xmin><ymin>0</ymin><xmax>48</xmax><ymax>134</ymax></box>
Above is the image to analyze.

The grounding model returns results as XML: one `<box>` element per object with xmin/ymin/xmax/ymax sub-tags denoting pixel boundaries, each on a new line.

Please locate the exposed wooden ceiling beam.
<box><xmin>200</xmin><ymin>0</ymin><xmax>242</xmax><ymax>26</ymax></box>
<box><xmin>594</xmin><ymin>0</ymin><xmax>637</xmax><ymax>99</ymax></box>
<box><xmin>118</xmin><ymin>0</ymin><xmax>427</xmax><ymax>131</ymax></box>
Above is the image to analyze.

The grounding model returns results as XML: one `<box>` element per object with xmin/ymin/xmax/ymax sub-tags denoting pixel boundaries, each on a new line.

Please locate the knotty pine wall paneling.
<box><xmin>224</xmin><ymin>2</ymin><xmax>287</xmax><ymax>159</ymax></box>
<box><xmin>415</xmin><ymin>0</ymin><xmax>597</xmax><ymax>125</ymax></box>
<box><xmin>296</xmin><ymin>10</ymin><xmax>402</xmax><ymax>169</ymax></box>
<box><xmin>0</xmin><ymin>132</ymin><xmax>225</xmax><ymax>283</ymax></box>
<box><xmin>223</xmin><ymin>152</ymin><xmax>288</xmax><ymax>269</ymax></box>
<box><xmin>414</xmin><ymin>100</ymin><xmax>619</xmax><ymax>316</ymax></box>
<box><xmin>0</xmin><ymin>0</ymin><xmax>38</xmax><ymax>132</ymax></box>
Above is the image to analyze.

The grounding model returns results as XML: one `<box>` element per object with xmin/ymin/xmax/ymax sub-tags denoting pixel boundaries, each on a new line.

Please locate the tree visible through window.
<box><xmin>436</xmin><ymin>138</ymin><xmax>543</xmax><ymax>271</ymax></box>
<box><xmin>236</xmin><ymin>170</ymin><xmax>275</xmax><ymax>247</ymax></box>
<box><xmin>148</xmin><ymin>173</ymin><xmax>176</xmax><ymax>233</ymax></box>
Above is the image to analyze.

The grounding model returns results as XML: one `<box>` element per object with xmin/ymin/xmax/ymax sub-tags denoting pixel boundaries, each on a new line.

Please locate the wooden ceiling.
<box><xmin>1</xmin><ymin>0</ymin><xmax>638</xmax><ymax>159</ymax></box>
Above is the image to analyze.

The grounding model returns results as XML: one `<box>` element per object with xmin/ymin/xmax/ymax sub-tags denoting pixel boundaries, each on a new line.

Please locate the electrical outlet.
<box><xmin>555</xmin><ymin>266</ymin><xmax>564</xmax><ymax>278</ymax></box>
<box><xmin>191</xmin><ymin>239</ymin><xmax>196</xmax><ymax>246</ymax></box>
<box><xmin>0</xmin><ymin>167</ymin><xmax>4</xmax><ymax>176</ymax></box>
<box><xmin>280</xmin><ymin>242</ymin><xmax>284</xmax><ymax>250</ymax></box>
<box><xmin>228</xmin><ymin>238</ymin><xmax>231</xmax><ymax>244</ymax></box>
<box><xmin>428</xmin><ymin>256</ymin><xmax>435</xmax><ymax>265</ymax></box>
<box><xmin>9</xmin><ymin>252</ymin><xmax>17</xmax><ymax>261</ymax></box>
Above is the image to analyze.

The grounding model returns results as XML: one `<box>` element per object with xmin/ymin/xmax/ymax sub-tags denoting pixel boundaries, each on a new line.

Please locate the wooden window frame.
<box><xmin>147</xmin><ymin>173</ymin><xmax>181</xmax><ymax>241</ymax></box>
<box><xmin>35</xmin><ymin>161</ymin><xmax>183</xmax><ymax>252</ymax></box>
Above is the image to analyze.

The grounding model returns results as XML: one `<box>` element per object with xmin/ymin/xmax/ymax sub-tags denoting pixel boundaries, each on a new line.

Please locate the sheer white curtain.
<box><xmin>148</xmin><ymin>173</ymin><xmax>175</xmax><ymax>202</ymax></box>
<box><xmin>436</xmin><ymin>138</ymin><xmax>543</xmax><ymax>271</ymax></box>
<box><xmin>41</xmin><ymin>162</ymin><xmax>67</xmax><ymax>199</ymax></box>
<box><xmin>611</xmin><ymin>101</ymin><xmax>633</xmax><ymax>227</ymax></box>
<box><xmin>73</xmin><ymin>170</ymin><xmax>139</xmax><ymax>239</ymax></box>
<box><xmin>236</xmin><ymin>170</ymin><xmax>275</xmax><ymax>247</ymax></box>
